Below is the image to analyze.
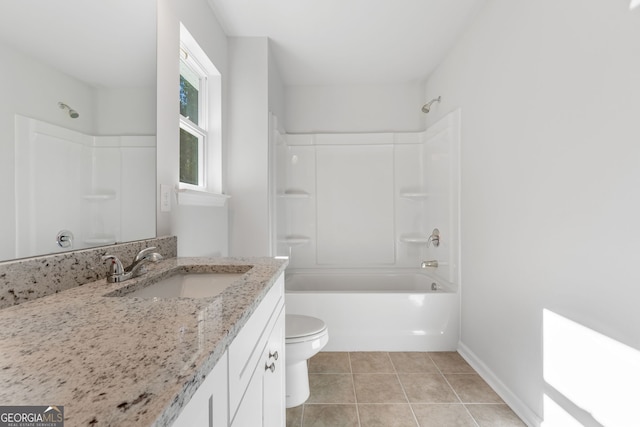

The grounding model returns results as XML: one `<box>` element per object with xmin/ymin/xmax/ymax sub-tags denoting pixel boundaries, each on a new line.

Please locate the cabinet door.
<box><xmin>230</xmin><ymin>367</ymin><xmax>263</xmax><ymax>427</ymax></box>
<box><xmin>174</xmin><ymin>351</ymin><xmax>228</xmax><ymax>427</ymax></box>
<box><xmin>210</xmin><ymin>352</ymin><xmax>229</xmax><ymax>427</ymax></box>
<box><xmin>263</xmin><ymin>306</ymin><xmax>285</xmax><ymax>427</ymax></box>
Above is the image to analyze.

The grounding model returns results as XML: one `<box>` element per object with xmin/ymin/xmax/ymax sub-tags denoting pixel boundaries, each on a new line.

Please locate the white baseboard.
<box><xmin>457</xmin><ymin>341</ymin><xmax>542</xmax><ymax>427</ymax></box>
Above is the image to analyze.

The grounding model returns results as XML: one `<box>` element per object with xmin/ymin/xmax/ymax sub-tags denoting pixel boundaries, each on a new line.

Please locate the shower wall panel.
<box><xmin>14</xmin><ymin>116</ymin><xmax>155</xmax><ymax>257</ymax></box>
<box><xmin>277</xmin><ymin>110</ymin><xmax>460</xmax><ymax>278</ymax></box>
<box><xmin>315</xmin><ymin>144</ymin><xmax>395</xmax><ymax>265</ymax></box>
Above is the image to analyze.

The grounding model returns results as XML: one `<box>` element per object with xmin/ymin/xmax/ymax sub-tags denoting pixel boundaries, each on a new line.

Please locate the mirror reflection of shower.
<box><xmin>58</xmin><ymin>102</ymin><xmax>79</xmax><ymax>119</ymax></box>
<box><xmin>421</xmin><ymin>96</ymin><xmax>441</xmax><ymax>113</ymax></box>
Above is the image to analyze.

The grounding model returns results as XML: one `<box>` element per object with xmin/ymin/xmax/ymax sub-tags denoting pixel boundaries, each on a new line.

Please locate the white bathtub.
<box><xmin>285</xmin><ymin>269</ymin><xmax>459</xmax><ymax>351</ymax></box>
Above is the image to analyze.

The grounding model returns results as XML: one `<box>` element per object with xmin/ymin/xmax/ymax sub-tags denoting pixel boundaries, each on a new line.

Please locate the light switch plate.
<box><xmin>160</xmin><ymin>184</ymin><xmax>171</xmax><ymax>212</ymax></box>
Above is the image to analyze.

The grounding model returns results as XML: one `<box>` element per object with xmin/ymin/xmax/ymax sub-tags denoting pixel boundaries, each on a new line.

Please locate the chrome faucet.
<box><xmin>101</xmin><ymin>247</ymin><xmax>163</xmax><ymax>283</ymax></box>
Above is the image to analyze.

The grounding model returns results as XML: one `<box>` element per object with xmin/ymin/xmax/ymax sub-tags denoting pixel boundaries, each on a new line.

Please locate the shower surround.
<box><xmin>275</xmin><ymin>109</ymin><xmax>461</xmax><ymax>350</ymax></box>
<box><xmin>276</xmin><ymin>110</ymin><xmax>460</xmax><ymax>280</ymax></box>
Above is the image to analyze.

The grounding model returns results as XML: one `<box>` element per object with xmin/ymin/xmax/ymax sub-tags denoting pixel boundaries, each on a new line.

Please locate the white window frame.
<box><xmin>179</xmin><ymin>47</ymin><xmax>208</xmax><ymax>190</ymax></box>
<box><xmin>178</xmin><ymin>23</ymin><xmax>223</xmax><ymax>198</ymax></box>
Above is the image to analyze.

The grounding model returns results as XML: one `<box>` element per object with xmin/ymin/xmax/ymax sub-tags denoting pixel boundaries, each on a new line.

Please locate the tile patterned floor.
<box><xmin>286</xmin><ymin>352</ymin><xmax>526</xmax><ymax>427</ymax></box>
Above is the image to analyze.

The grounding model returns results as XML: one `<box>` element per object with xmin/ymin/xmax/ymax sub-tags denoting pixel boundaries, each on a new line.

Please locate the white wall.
<box><xmin>157</xmin><ymin>0</ymin><xmax>230</xmax><ymax>256</ymax></box>
<box><xmin>425</xmin><ymin>0</ymin><xmax>640</xmax><ymax>424</ymax></box>
<box><xmin>225</xmin><ymin>37</ymin><xmax>286</xmax><ymax>257</ymax></box>
<box><xmin>284</xmin><ymin>82</ymin><xmax>426</xmax><ymax>133</ymax></box>
<box><xmin>226</xmin><ymin>37</ymin><xmax>271</xmax><ymax>256</ymax></box>
<box><xmin>268</xmin><ymin>39</ymin><xmax>286</xmax><ymax>124</ymax></box>
<box><xmin>94</xmin><ymin>86</ymin><xmax>156</xmax><ymax>136</ymax></box>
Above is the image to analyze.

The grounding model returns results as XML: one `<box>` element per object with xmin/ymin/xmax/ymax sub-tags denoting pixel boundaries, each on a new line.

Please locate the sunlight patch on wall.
<box><xmin>541</xmin><ymin>395</ymin><xmax>583</xmax><ymax>427</ymax></box>
<box><xmin>543</xmin><ymin>309</ymin><xmax>640</xmax><ymax>426</ymax></box>
<box><xmin>631</xmin><ymin>0</ymin><xmax>640</xmax><ymax>10</ymax></box>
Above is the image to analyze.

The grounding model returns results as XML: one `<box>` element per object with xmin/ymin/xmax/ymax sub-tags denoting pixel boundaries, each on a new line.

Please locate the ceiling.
<box><xmin>0</xmin><ymin>0</ymin><xmax>156</xmax><ymax>88</ymax></box>
<box><xmin>208</xmin><ymin>0</ymin><xmax>485</xmax><ymax>86</ymax></box>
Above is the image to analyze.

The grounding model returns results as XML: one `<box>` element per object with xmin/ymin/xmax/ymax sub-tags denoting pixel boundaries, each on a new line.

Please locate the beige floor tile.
<box><xmin>302</xmin><ymin>404</ymin><xmax>359</xmax><ymax>427</ymax></box>
<box><xmin>350</xmin><ymin>352</ymin><xmax>395</xmax><ymax>373</ymax></box>
<box><xmin>429</xmin><ymin>352</ymin><xmax>475</xmax><ymax>373</ymax></box>
<box><xmin>286</xmin><ymin>405</ymin><xmax>303</xmax><ymax>427</ymax></box>
<box><xmin>412</xmin><ymin>404</ymin><xmax>477</xmax><ymax>427</ymax></box>
<box><xmin>307</xmin><ymin>374</ymin><xmax>356</xmax><ymax>404</ymax></box>
<box><xmin>444</xmin><ymin>374</ymin><xmax>504</xmax><ymax>403</ymax></box>
<box><xmin>309</xmin><ymin>352</ymin><xmax>351</xmax><ymax>373</ymax></box>
<box><xmin>398</xmin><ymin>373</ymin><xmax>460</xmax><ymax>403</ymax></box>
<box><xmin>353</xmin><ymin>373</ymin><xmax>408</xmax><ymax>403</ymax></box>
<box><xmin>466</xmin><ymin>404</ymin><xmax>526</xmax><ymax>426</ymax></box>
<box><xmin>286</xmin><ymin>352</ymin><xmax>524</xmax><ymax>427</ymax></box>
<box><xmin>358</xmin><ymin>404</ymin><xmax>418</xmax><ymax>427</ymax></box>
<box><xmin>390</xmin><ymin>352</ymin><xmax>439</xmax><ymax>373</ymax></box>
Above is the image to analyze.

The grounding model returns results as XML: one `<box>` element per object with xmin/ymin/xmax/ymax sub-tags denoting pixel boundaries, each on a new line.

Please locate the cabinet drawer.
<box><xmin>228</xmin><ymin>273</ymin><xmax>284</xmax><ymax>416</ymax></box>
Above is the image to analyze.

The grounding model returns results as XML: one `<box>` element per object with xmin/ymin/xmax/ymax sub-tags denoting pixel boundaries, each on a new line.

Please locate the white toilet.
<box><xmin>285</xmin><ymin>314</ymin><xmax>329</xmax><ymax>408</ymax></box>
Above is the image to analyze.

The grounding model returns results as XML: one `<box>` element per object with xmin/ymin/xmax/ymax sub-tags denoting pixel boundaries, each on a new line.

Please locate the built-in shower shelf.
<box><xmin>400</xmin><ymin>191</ymin><xmax>444</xmax><ymax>201</ymax></box>
<box><xmin>278</xmin><ymin>235</ymin><xmax>311</xmax><ymax>246</ymax></box>
<box><xmin>84</xmin><ymin>234</ymin><xmax>116</xmax><ymax>245</ymax></box>
<box><xmin>400</xmin><ymin>191</ymin><xmax>432</xmax><ymax>200</ymax></box>
<box><xmin>399</xmin><ymin>233</ymin><xmax>430</xmax><ymax>244</ymax></box>
<box><xmin>399</xmin><ymin>192</ymin><xmax>430</xmax><ymax>200</ymax></box>
<box><xmin>278</xmin><ymin>189</ymin><xmax>310</xmax><ymax>199</ymax></box>
<box><xmin>82</xmin><ymin>192</ymin><xmax>116</xmax><ymax>201</ymax></box>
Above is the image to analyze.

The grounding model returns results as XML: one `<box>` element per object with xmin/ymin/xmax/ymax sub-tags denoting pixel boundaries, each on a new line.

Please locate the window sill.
<box><xmin>176</xmin><ymin>187</ymin><xmax>230</xmax><ymax>207</ymax></box>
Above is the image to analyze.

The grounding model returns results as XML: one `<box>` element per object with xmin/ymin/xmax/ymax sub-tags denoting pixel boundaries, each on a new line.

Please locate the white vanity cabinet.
<box><xmin>173</xmin><ymin>273</ymin><xmax>285</xmax><ymax>427</ymax></box>
<box><xmin>229</xmin><ymin>274</ymin><xmax>285</xmax><ymax>427</ymax></box>
<box><xmin>230</xmin><ymin>307</ymin><xmax>285</xmax><ymax>427</ymax></box>
<box><xmin>173</xmin><ymin>351</ymin><xmax>229</xmax><ymax>427</ymax></box>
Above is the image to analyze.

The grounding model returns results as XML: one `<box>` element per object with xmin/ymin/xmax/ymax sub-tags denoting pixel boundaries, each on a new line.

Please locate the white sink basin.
<box><xmin>125</xmin><ymin>273</ymin><xmax>245</xmax><ymax>298</ymax></box>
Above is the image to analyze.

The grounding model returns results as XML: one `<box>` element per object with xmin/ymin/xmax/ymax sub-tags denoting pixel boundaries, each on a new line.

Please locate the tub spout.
<box><xmin>421</xmin><ymin>260</ymin><xmax>438</xmax><ymax>268</ymax></box>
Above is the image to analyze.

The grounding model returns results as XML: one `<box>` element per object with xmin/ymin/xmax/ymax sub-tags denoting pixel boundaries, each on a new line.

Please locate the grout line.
<box><xmin>429</xmin><ymin>353</ymin><xmax>480</xmax><ymax>427</ymax></box>
<box><xmin>347</xmin><ymin>352</ymin><xmax>362</xmax><ymax>427</ymax></box>
<box><xmin>391</xmin><ymin>353</ymin><xmax>421</xmax><ymax>427</ymax></box>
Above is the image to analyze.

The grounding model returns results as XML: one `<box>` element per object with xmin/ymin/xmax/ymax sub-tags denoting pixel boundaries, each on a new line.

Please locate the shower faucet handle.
<box><xmin>427</xmin><ymin>228</ymin><xmax>440</xmax><ymax>247</ymax></box>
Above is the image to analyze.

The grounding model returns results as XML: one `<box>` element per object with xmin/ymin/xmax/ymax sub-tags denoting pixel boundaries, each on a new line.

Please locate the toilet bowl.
<box><xmin>285</xmin><ymin>314</ymin><xmax>329</xmax><ymax>408</ymax></box>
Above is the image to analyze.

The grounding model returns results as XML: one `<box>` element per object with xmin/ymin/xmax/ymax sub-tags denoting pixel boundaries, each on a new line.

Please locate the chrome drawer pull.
<box><xmin>265</xmin><ymin>362</ymin><xmax>276</xmax><ymax>373</ymax></box>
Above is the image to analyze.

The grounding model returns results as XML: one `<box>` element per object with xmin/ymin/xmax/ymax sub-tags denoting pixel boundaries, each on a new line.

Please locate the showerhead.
<box><xmin>58</xmin><ymin>102</ymin><xmax>79</xmax><ymax>119</ymax></box>
<box><xmin>421</xmin><ymin>96</ymin><xmax>441</xmax><ymax>114</ymax></box>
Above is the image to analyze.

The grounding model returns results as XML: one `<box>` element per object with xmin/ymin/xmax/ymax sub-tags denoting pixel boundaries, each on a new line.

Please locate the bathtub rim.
<box><xmin>284</xmin><ymin>267</ymin><xmax>458</xmax><ymax>293</ymax></box>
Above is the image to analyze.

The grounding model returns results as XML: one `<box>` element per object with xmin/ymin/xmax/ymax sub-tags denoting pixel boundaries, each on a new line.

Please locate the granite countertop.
<box><xmin>0</xmin><ymin>256</ymin><xmax>288</xmax><ymax>426</ymax></box>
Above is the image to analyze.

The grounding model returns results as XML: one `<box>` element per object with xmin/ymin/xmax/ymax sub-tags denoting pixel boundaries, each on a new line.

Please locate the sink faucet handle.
<box><xmin>102</xmin><ymin>254</ymin><xmax>125</xmax><ymax>276</ymax></box>
<box><xmin>134</xmin><ymin>247</ymin><xmax>158</xmax><ymax>262</ymax></box>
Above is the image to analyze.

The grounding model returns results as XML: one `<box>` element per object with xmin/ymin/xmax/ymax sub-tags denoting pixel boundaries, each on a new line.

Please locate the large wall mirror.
<box><xmin>0</xmin><ymin>0</ymin><xmax>157</xmax><ymax>262</ymax></box>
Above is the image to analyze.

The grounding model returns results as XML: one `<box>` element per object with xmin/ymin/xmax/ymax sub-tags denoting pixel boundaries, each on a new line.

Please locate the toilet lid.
<box><xmin>286</xmin><ymin>314</ymin><xmax>327</xmax><ymax>339</ymax></box>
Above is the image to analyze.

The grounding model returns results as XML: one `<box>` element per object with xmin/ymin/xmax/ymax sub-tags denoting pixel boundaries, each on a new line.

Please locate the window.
<box><xmin>179</xmin><ymin>50</ymin><xmax>207</xmax><ymax>188</ymax></box>
<box><xmin>178</xmin><ymin>23</ymin><xmax>222</xmax><ymax>195</ymax></box>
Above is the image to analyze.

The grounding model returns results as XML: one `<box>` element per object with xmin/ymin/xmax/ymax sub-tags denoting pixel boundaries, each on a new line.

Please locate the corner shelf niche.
<box><xmin>399</xmin><ymin>233</ymin><xmax>430</xmax><ymax>244</ymax></box>
<box><xmin>278</xmin><ymin>189</ymin><xmax>310</xmax><ymax>199</ymax></box>
<box><xmin>278</xmin><ymin>235</ymin><xmax>310</xmax><ymax>246</ymax></box>
<box><xmin>399</xmin><ymin>191</ymin><xmax>430</xmax><ymax>201</ymax></box>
